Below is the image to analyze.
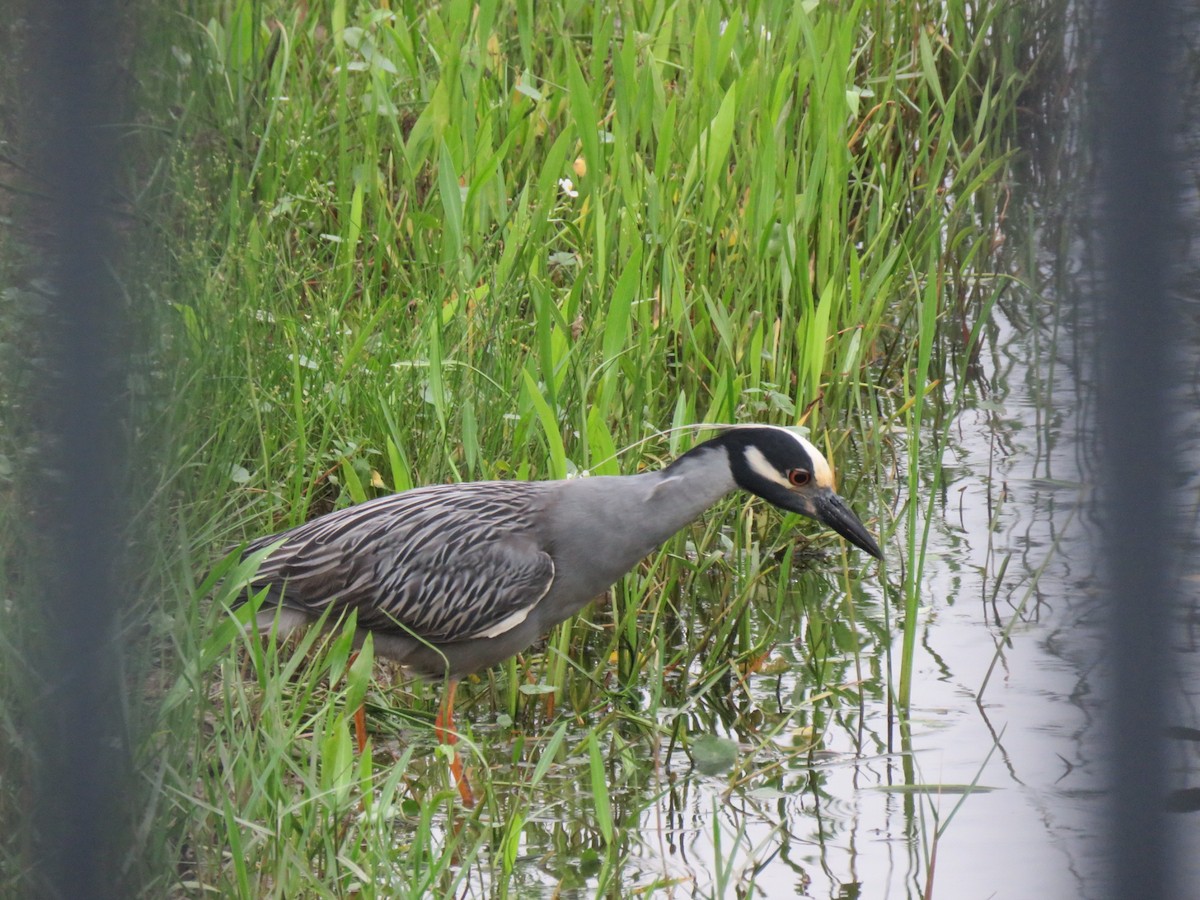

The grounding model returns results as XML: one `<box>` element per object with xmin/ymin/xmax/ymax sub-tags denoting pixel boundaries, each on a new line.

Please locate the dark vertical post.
<box><xmin>1097</xmin><ymin>0</ymin><xmax>1178</xmax><ymax>897</ymax></box>
<box><xmin>25</xmin><ymin>1</ymin><xmax>130</xmax><ymax>897</ymax></box>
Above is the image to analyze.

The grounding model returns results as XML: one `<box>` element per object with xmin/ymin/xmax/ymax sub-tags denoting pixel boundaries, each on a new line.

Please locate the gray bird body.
<box><xmin>240</xmin><ymin>426</ymin><xmax>881</xmax><ymax>679</ymax></box>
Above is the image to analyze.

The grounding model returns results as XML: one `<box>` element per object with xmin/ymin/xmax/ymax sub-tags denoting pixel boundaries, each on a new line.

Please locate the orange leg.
<box><xmin>348</xmin><ymin>651</ymin><xmax>369</xmax><ymax>753</ymax></box>
<box><xmin>353</xmin><ymin>704</ymin><xmax>368</xmax><ymax>753</ymax></box>
<box><xmin>433</xmin><ymin>679</ymin><xmax>475</xmax><ymax>807</ymax></box>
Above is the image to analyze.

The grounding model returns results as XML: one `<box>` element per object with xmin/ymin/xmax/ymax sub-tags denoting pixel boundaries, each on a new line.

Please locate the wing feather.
<box><xmin>243</xmin><ymin>482</ymin><xmax>556</xmax><ymax>642</ymax></box>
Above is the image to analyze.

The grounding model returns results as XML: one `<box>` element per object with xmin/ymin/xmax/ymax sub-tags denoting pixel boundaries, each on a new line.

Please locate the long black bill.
<box><xmin>814</xmin><ymin>491</ymin><xmax>884</xmax><ymax>559</ymax></box>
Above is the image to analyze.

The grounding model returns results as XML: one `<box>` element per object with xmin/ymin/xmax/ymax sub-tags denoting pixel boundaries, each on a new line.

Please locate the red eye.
<box><xmin>788</xmin><ymin>469</ymin><xmax>810</xmax><ymax>487</ymax></box>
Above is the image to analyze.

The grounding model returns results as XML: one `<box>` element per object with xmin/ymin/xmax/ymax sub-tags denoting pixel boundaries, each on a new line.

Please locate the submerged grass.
<box><xmin>0</xmin><ymin>0</ymin><xmax>1063</xmax><ymax>895</ymax></box>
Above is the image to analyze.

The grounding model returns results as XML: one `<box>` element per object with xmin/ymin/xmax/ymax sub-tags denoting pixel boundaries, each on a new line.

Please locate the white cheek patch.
<box><xmin>748</xmin><ymin>426</ymin><xmax>837</xmax><ymax>490</ymax></box>
<box><xmin>745</xmin><ymin>446</ymin><xmax>794</xmax><ymax>489</ymax></box>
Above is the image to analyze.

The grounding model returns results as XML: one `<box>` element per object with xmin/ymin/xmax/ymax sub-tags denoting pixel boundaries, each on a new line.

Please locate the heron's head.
<box><xmin>717</xmin><ymin>426</ymin><xmax>883</xmax><ymax>559</ymax></box>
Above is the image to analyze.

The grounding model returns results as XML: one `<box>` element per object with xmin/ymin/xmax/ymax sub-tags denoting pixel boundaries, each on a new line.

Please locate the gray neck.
<box><xmin>546</xmin><ymin>444</ymin><xmax>737</xmax><ymax>577</ymax></box>
<box><xmin>537</xmin><ymin>444</ymin><xmax>739</xmax><ymax>624</ymax></box>
<box><xmin>632</xmin><ymin>444</ymin><xmax>738</xmax><ymax>546</ymax></box>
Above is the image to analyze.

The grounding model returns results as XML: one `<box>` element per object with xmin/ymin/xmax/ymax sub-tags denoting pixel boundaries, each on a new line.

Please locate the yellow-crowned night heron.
<box><xmin>239</xmin><ymin>425</ymin><xmax>882</xmax><ymax>804</ymax></box>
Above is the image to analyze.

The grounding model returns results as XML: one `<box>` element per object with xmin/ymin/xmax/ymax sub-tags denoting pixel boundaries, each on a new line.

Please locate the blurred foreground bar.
<box><xmin>1096</xmin><ymin>0</ymin><xmax>1182</xmax><ymax>897</ymax></box>
<box><xmin>23</xmin><ymin>1</ymin><xmax>133</xmax><ymax>897</ymax></box>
